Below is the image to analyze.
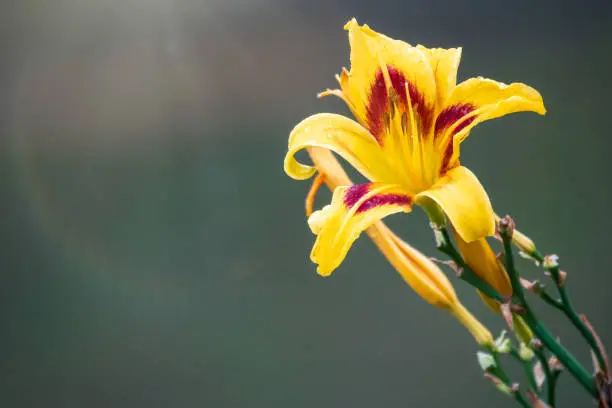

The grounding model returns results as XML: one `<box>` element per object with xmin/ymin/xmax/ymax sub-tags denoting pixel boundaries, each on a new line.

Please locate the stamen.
<box><xmin>378</xmin><ymin>56</ymin><xmax>393</xmax><ymax>92</ymax></box>
<box><xmin>404</xmin><ymin>82</ymin><xmax>426</xmax><ymax>187</ymax></box>
<box><xmin>387</xmin><ymin>86</ymin><xmax>398</xmax><ymax>118</ymax></box>
<box><xmin>401</xmin><ymin>111</ymin><xmax>408</xmax><ymax>134</ymax></box>
<box><xmin>383</xmin><ymin>111</ymin><xmax>392</xmax><ymax>133</ymax></box>
<box><xmin>305</xmin><ymin>173</ymin><xmax>326</xmax><ymax>217</ymax></box>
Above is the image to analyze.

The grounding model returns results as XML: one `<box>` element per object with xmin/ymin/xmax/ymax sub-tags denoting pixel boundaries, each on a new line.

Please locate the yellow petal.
<box><xmin>436</xmin><ymin>77</ymin><xmax>545</xmax><ymax>171</ymax></box>
<box><xmin>416</xmin><ymin>45</ymin><xmax>462</xmax><ymax>106</ymax></box>
<box><xmin>453</xmin><ymin>232</ymin><xmax>512</xmax><ymax>309</ymax></box>
<box><xmin>376</xmin><ymin>223</ymin><xmax>457</xmax><ymax>308</ymax></box>
<box><xmin>309</xmin><ymin>182</ymin><xmax>412</xmax><ymax>276</ymax></box>
<box><xmin>416</xmin><ymin>166</ymin><xmax>494</xmax><ymax>242</ymax></box>
<box><xmin>342</xmin><ymin>18</ymin><xmax>438</xmax><ymax>140</ymax></box>
<box><xmin>284</xmin><ymin>113</ymin><xmax>397</xmax><ymax>182</ymax></box>
<box><xmin>447</xmin><ymin>77</ymin><xmax>545</xmax><ymax>117</ymax></box>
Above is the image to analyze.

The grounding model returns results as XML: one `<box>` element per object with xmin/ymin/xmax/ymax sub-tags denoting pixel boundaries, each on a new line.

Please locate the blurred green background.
<box><xmin>1</xmin><ymin>0</ymin><xmax>611</xmax><ymax>407</ymax></box>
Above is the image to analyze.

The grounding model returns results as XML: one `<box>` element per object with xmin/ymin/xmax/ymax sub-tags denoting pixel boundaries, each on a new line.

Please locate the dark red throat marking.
<box><xmin>366</xmin><ymin>65</ymin><xmax>432</xmax><ymax>143</ymax></box>
<box><xmin>343</xmin><ymin>184</ymin><xmax>411</xmax><ymax>213</ymax></box>
<box><xmin>434</xmin><ymin>103</ymin><xmax>476</xmax><ymax>137</ymax></box>
<box><xmin>436</xmin><ymin>103</ymin><xmax>477</xmax><ymax>175</ymax></box>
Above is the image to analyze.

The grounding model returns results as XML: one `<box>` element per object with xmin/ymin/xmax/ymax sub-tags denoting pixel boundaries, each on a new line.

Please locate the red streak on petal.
<box><xmin>343</xmin><ymin>184</ymin><xmax>411</xmax><ymax>213</ymax></box>
<box><xmin>366</xmin><ymin>65</ymin><xmax>433</xmax><ymax>143</ymax></box>
<box><xmin>355</xmin><ymin>193</ymin><xmax>411</xmax><ymax>213</ymax></box>
<box><xmin>343</xmin><ymin>184</ymin><xmax>372</xmax><ymax>208</ymax></box>
<box><xmin>366</xmin><ymin>71</ymin><xmax>388</xmax><ymax>142</ymax></box>
<box><xmin>436</xmin><ymin>104</ymin><xmax>477</xmax><ymax>174</ymax></box>
<box><xmin>434</xmin><ymin>103</ymin><xmax>476</xmax><ymax>138</ymax></box>
<box><xmin>439</xmin><ymin>142</ymin><xmax>454</xmax><ymax>176</ymax></box>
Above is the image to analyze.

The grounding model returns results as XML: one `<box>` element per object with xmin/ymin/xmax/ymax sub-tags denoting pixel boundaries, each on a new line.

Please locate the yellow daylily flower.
<box><xmin>307</xmin><ymin>147</ymin><xmax>493</xmax><ymax>346</ymax></box>
<box><xmin>284</xmin><ymin>19</ymin><xmax>545</xmax><ymax>286</ymax></box>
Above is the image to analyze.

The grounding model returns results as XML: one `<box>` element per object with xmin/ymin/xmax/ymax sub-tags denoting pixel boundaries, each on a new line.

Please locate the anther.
<box><xmin>401</xmin><ymin>111</ymin><xmax>408</xmax><ymax>134</ymax></box>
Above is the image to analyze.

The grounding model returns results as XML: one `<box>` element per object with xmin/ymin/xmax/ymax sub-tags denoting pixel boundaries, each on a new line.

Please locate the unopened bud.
<box><xmin>512</xmin><ymin>315</ymin><xmax>534</xmax><ymax>344</ymax></box>
<box><xmin>548</xmin><ymin>356</ymin><xmax>563</xmax><ymax>372</ymax></box>
<box><xmin>530</xmin><ymin>338</ymin><xmax>543</xmax><ymax>350</ymax></box>
<box><xmin>521</xmin><ymin>278</ymin><xmax>542</xmax><ymax>294</ymax></box>
<box><xmin>477</xmin><ymin>351</ymin><xmax>496</xmax><ymax>371</ymax></box>
<box><xmin>497</xmin><ymin>216</ymin><xmax>515</xmax><ymax>239</ymax></box>
<box><xmin>494</xmin><ymin>331</ymin><xmax>512</xmax><ymax>354</ymax></box>
<box><xmin>519</xmin><ymin>342</ymin><xmax>534</xmax><ymax>361</ymax></box>
<box><xmin>494</xmin><ymin>214</ymin><xmax>538</xmax><ymax>260</ymax></box>
<box><xmin>542</xmin><ymin>254</ymin><xmax>559</xmax><ymax>270</ymax></box>
<box><xmin>452</xmin><ymin>305</ymin><xmax>493</xmax><ymax>346</ymax></box>
<box><xmin>512</xmin><ymin>229</ymin><xmax>537</xmax><ymax>256</ymax></box>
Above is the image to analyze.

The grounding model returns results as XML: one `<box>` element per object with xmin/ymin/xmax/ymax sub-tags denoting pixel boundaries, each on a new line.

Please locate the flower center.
<box><xmin>366</xmin><ymin>65</ymin><xmax>439</xmax><ymax>194</ymax></box>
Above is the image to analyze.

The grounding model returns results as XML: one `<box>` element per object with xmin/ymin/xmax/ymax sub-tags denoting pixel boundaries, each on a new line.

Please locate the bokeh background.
<box><xmin>1</xmin><ymin>0</ymin><xmax>611</xmax><ymax>407</ymax></box>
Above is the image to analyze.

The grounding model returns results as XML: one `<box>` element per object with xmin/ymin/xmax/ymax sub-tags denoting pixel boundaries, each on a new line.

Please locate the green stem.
<box><xmin>490</xmin><ymin>350</ymin><xmax>531</xmax><ymax>408</ymax></box>
<box><xmin>527</xmin><ymin>249</ymin><xmax>606</xmax><ymax>376</ymax></box>
<box><xmin>510</xmin><ymin>346</ymin><xmax>539</xmax><ymax>396</ymax></box>
<box><xmin>514</xmin><ymin>392</ymin><xmax>531</xmax><ymax>408</ymax></box>
<box><xmin>529</xmin><ymin>281</ymin><xmax>564</xmax><ymax>311</ymax></box>
<box><xmin>531</xmin><ymin>250</ymin><xmax>545</xmax><ymax>265</ymax></box>
<box><xmin>547</xmin><ymin>265</ymin><xmax>608</xmax><ymax>375</ymax></box>
<box><xmin>549</xmin><ymin>370</ymin><xmax>562</xmax><ymax>407</ymax></box>
<box><xmin>528</xmin><ymin>318</ymin><xmax>596</xmax><ymax>397</ymax></box>
<box><xmin>533</xmin><ymin>347</ymin><xmax>556</xmax><ymax>406</ymax></box>
<box><xmin>499</xmin><ymin>223</ymin><xmax>598</xmax><ymax>398</ymax></box>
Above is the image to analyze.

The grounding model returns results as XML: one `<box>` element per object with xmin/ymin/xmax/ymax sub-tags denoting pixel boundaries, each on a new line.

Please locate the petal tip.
<box><xmin>344</xmin><ymin>18</ymin><xmax>358</xmax><ymax>31</ymax></box>
<box><xmin>316</xmin><ymin>266</ymin><xmax>333</xmax><ymax>277</ymax></box>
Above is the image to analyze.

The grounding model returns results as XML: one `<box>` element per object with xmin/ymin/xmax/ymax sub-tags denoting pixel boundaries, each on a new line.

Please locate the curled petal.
<box><xmin>416</xmin><ymin>166</ymin><xmax>494</xmax><ymax>242</ymax></box>
<box><xmin>309</xmin><ymin>182</ymin><xmax>412</xmax><ymax>276</ymax></box>
<box><xmin>446</xmin><ymin>77</ymin><xmax>545</xmax><ymax>118</ymax></box>
<box><xmin>284</xmin><ymin>113</ymin><xmax>396</xmax><ymax>182</ymax></box>
<box><xmin>436</xmin><ymin>78</ymin><xmax>545</xmax><ymax>171</ymax></box>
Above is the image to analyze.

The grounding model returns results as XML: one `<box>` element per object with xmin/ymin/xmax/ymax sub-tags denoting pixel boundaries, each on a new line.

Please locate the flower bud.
<box><xmin>477</xmin><ymin>351</ymin><xmax>496</xmax><ymax>371</ymax></box>
<box><xmin>512</xmin><ymin>315</ymin><xmax>534</xmax><ymax>344</ymax></box>
<box><xmin>519</xmin><ymin>342</ymin><xmax>534</xmax><ymax>361</ymax></box>
<box><xmin>542</xmin><ymin>254</ymin><xmax>559</xmax><ymax>270</ymax></box>
<box><xmin>452</xmin><ymin>303</ymin><xmax>494</xmax><ymax>346</ymax></box>
<box><xmin>494</xmin><ymin>331</ymin><xmax>512</xmax><ymax>354</ymax></box>
<box><xmin>495</xmin><ymin>214</ymin><xmax>538</xmax><ymax>257</ymax></box>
